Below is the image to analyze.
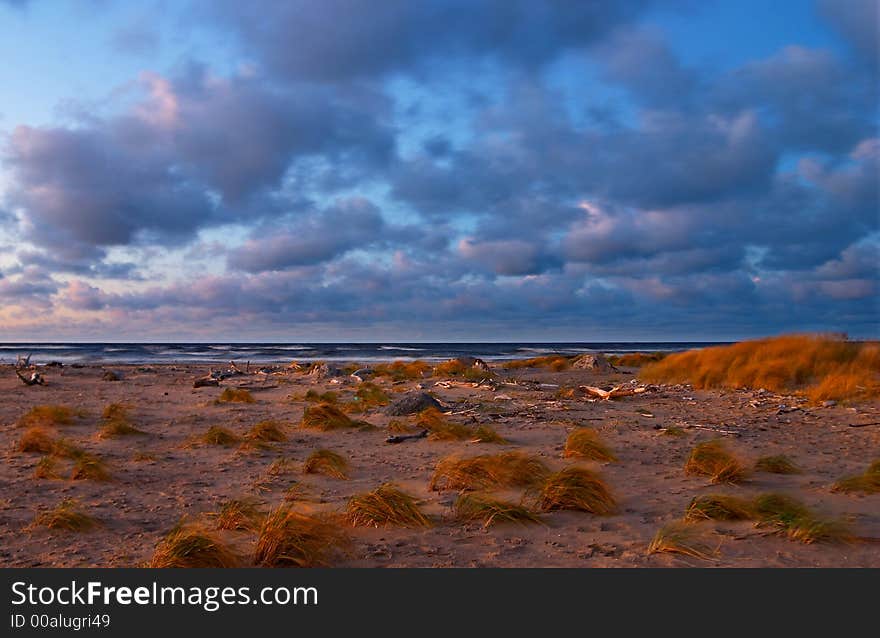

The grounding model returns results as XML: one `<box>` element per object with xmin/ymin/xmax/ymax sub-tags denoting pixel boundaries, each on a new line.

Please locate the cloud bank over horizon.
<box><xmin>0</xmin><ymin>0</ymin><xmax>877</xmax><ymax>341</ymax></box>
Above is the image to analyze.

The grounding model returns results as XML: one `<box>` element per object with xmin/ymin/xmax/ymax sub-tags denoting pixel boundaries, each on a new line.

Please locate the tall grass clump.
<box><xmin>212</xmin><ymin>498</ymin><xmax>265</xmax><ymax>531</ymax></box>
<box><xmin>347</xmin><ymin>483</ymin><xmax>431</xmax><ymax>527</ymax></box>
<box><xmin>429</xmin><ymin>451</ymin><xmax>549</xmax><ymax>491</ymax></box>
<box><xmin>684</xmin><ymin>494</ymin><xmax>755</xmax><ymax>521</ymax></box>
<box><xmin>755</xmin><ymin>455</ymin><xmax>801</xmax><ymax>475</ymax></box>
<box><xmin>648</xmin><ymin>522</ymin><xmax>716</xmax><ymax>560</ymax></box>
<box><xmin>254</xmin><ymin>506</ymin><xmax>349</xmax><ymax>567</ymax></box>
<box><xmin>608</xmin><ymin>352</ymin><xmax>667</xmax><ymax>367</ymax></box>
<box><xmin>684</xmin><ymin>440</ymin><xmax>748</xmax><ymax>484</ymax></box>
<box><xmin>503</xmin><ymin>355</ymin><xmax>571</xmax><ymax>371</ymax></box>
<box><xmin>471</xmin><ymin>425</ymin><xmax>508</xmax><ymax>444</ymax></box>
<box><xmin>538</xmin><ymin>467</ymin><xmax>617</xmax><ymax>514</ymax></box>
<box><xmin>453</xmin><ymin>493</ymin><xmax>542</xmax><ymax>528</ymax></box>
<box><xmin>99</xmin><ymin>403</ymin><xmax>146</xmax><ymax>438</ymax></box>
<box><xmin>18</xmin><ymin>405</ymin><xmax>75</xmax><ymax>428</ymax></box>
<box><xmin>433</xmin><ymin>359</ymin><xmax>494</xmax><ymax>380</ymax></box>
<box><xmin>18</xmin><ymin>427</ymin><xmax>55</xmax><ymax>453</ymax></box>
<box><xmin>304</xmin><ymin>390</ymin><xmax>338</xmax><ymax>403</ymax></box>
<box><xmin>640</xmin><ymin>334</ymin><xmax>880</xmax><ymax>402</ymax></box>
<box><xmin>217</xmin><ymin>388</ymin><xmax>255</xmax><ymax>403</ymax></box>
<box><xmin>832</xmin><ymin>460</ymin><xmax>880</xmax><ymax>494</ymax></box>
<box><xmin>752</xmin><ymin>493</ymin><xmax>852</xmax><ymax>544</ymax></box>
<box><xmin>30</xmin><ymin>498</ymin><xmax>98</xmax><ymax>532</ymax></box>
<box><xmin>300</xmin><ymin>403</ymin><xmax>368</xmax><ymax>431</ymax></box>
<box><xmin>563</xmin><ymin>429</ymin><xmax>616</xmax><ymax>462</ymax></box>
<box><xmin>149</xmin><ymin>525</ymin><xmax>240</xmax><ymax>568</ymax></box>
<box><xmin>202</xmin><ymin>426</ymin><xmax>242</xmax><ymax>446</ymax></box>
<box><xmin>303</xmin><ymin>449</ymin><xmax>349</xmax><ymax>479</ymax></box>
<box><xmin>417</xmin><ymin>407</ymin><xmax>473</xmax><ymax>441</ymax></box>
<box><xmin>248</xmin><ymin>420</ymin><xmax>287</xmax><ymax>442</ymax></box>
<box><xmin>350</xmin><ymin>382</ymin><xmax>390</xmax><ymax>409</ymax></box>
<box><xmin>373</xmin><ymin>360</ymin><xmax>432</xmax><ymax>381</ymax></box>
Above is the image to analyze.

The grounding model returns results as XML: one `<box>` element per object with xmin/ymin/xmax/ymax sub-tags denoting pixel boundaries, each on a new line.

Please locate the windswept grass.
<box><xmin>217</xmin><ymin>388</ymin><xmax>255</xmax><ymax>404</ymax></box>
<box><xmin>433</xmin><ymin>359</ymin><xmax>493</xmax><ymax>380</ymax></box>
<box><xmin>71</xmin><ymin>455</ymin><xmax>111</xmax><ymax>481</ymax></box>
<box><xmin>753</xmin><ymin>493</ymin><xmax>852</xmax><ymax>544</ymax></box>
<box><xmin>563</xmin><ymin>428</ymin><xmax>616</xmax><ymax>462</ymax></box>
<box><xmin>30</xmin><ymin>499</ymin><xmax>98</xmax><ymax>532</ymax></box>
<box><xmin>34</xmin><ymin>456</ymin><xmax>62</xmax><ymax>479</ymax></box>
<box><xmin>149</xmin><ymin>525</ymin><xmax>240</xmax><ymax>568</ymax></box>
<box><xmin>471</xmin><ymin>425</ymin><xmax>508</xmax><ymax>444</ymax></box>
<box><xmin>254</xmin><ymin>506</ymin><xmax>349</xmax><ymax>567</ymax></box>
<box><xmin>248</xmin><ymin>420</ymin><xmax>287</xmax><ymax>442</ymax></box>
<box><xmin>755</xmin><ymin>455</ymin><xmax>801</xmax><ymax>475</ymax></box>
<box><xmin>608</xmin><ymin>352</ymin><xmax>667</xmax><ymax>367</ymax></box>
<box><xmin>202</xmin><ymin>426</ymin><xmax>242</xmax><ymax>446</ymax></box>
<box><xmin>300</xmin><ymin>403</ymin><xmax>369</xmax><ymax>431</ymax></box>
<box><xmin>304</xmin><ymin>389</ymin><xmax>338</xmax><ymax>403</ymax></box>
<box><xmin>18</xmin><ymin>427</ymin><xmax>55</xmax><ymax>454</ymax></box>
<box><xmin>538</xmin><ymin>467</ymin><xmax>617</xmax><ymax>514</ymax></box>
<box><xmin>648</xmin><ymin>522</ymin><xmax>716</xmax><ymax>560</ymax></box>
<box><xmin>684</xmin><ymin>494</ymin><xmax>755</xmax><ymax>522</ymax></box>
<box><xmin>429</xmin><ymin>451</ymin><xmax>549</xmax><ymax>491</ymax></box>
<box><xmin>18</xmin><ymin>405</ymin><xmax>75</xmax><ymax>428</ymax></box>
<box><xmin>373</xmin><ymin>360</ymin><xmax>432</xmax><ymax>381</ymax></box>
<box><xmin>832</xmin><ymin>460</ymin><xmax>880</xmax><ymax>494</ymax></box>
<box><xmin>453</xmin><ymin>493</ymin><xmax>543</xmax><ymax>528</ymax></box>
<box><xmin>347</xmin><ymin>483</ymin><xmax>431</xmax><ymax>528</ymax></box>
<box><xmin>684</xmin><ymin>440</ymin><xmax>748</xmax><ymax>484</ymax></box>
<box><xmin>99</xmin><ymin>404</ymin><xmax>146</xmax><ymax>438</ymax></box>
<box><xmin>303</xmin><ymin>449</ymin><xmax>349</xmax><ymax>479</ymax></box>
<box><xmin>387</xmin><ymin>419</ymin><xmax>415</xmax><ymax>433</ymax></box>
<box><xmin>503</xmin><ymin>355</ymin><xmax>571</xmax><ymax>371</ymax></box>
<box><xmin>212</xmin><ymin>498</ymin><xmax>265</xmax><ymax>531</ymax></box>
<box><xmin>352</xmin><ymin>383</ymin><xmax>390</xmax><ymax>408</ymax></box>
<box><xmin>640</xmin><ymin>334</ymin><xmax>880</xmax><ymax>402</ymax></box>
<box><xmin>417</xmin><ymin>407</ymin><xmax>473</xmax><ymax>441</ymax></box>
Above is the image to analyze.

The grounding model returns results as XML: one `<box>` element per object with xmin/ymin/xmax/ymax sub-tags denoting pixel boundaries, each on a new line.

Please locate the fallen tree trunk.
<box><xmin>16</xmin><ymin>370</ymin><xmax>46</xmax><ymax>386</ymax></box>
<box><xmin>386</xmin><ymin>429</ymin><xmax>428</xmax><ymax>444</ymax></box>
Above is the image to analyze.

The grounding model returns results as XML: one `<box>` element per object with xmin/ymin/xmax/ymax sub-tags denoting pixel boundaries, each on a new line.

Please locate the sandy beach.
<box><xmin>1</xmin><ymin>357</ymin><xmax>878</xmax><ymax>568</ymax></box>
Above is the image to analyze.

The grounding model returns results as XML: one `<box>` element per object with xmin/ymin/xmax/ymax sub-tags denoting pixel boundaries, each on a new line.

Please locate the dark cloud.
<box><xmin>817</xmin><ymin>0</ymin><xmax>880</xmax><ymax>69</ymax></box>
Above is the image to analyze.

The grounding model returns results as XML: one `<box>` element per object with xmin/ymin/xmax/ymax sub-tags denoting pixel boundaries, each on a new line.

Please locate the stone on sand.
<box><xmin>384</xmin><ymin>391</ymin><xmax>442</xmax><ymax>416</ymax></box>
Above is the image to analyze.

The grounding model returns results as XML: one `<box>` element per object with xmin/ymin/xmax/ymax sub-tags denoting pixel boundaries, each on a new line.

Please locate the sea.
<box><xmin>0</xmin><ymin>342</ymin><xmax>728</xmax><ymax>365</ymax></box>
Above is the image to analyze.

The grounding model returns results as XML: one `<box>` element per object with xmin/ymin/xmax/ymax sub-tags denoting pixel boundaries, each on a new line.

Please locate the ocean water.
<box><xmin>0</xmin><ymin>342</ymin><xmax>727</xmax><ymax>365</ymax></box>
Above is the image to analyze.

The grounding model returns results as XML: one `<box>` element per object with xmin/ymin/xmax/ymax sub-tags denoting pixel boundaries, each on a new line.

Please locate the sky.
<box><xmin>0</xmin><ymin>0</ymin><xmax>877</xmax><ymax>342</ymax></box>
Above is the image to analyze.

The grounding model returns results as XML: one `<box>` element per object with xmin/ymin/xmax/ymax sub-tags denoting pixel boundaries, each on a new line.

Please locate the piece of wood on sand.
<box><xmin>579</xmin><ymin>385</ymin><xmax>647</xmax><ymax>400</ymax></box>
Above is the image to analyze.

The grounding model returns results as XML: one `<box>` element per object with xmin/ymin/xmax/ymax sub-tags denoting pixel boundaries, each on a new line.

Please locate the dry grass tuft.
<box><xmin>831</xmin><ymin>460</ymin><xmax>880</xmax><ymax>494</ymax></box>
<box><xmin>433</xmin><ymin>359</ymin><xmax>494</xmax><ymax>380</ymax></box>
<box><xmin>471</xmin><ymin>425</ymin><xmax>508</xmax><ymax>444</ymax></box>
<box><xmin>248</xmin><ymin>420</ymin><xmax>287</xmax><ymax>442</ymax></box>
<box><xmin>212</xmin><ymin>498</ymin><xmax>265</xmax><ymax>531</ymax></box>
<box><xmin>503</xmin><ymin>355</ymin><xmax>571</xmax><ymax>370</ymax></box>
<box><xmin>755</xmin><ymin>455</ymin><xmax>801</xmax><ymax>475</ymax></box>
<box><xmin>387</xmin><ymin>419</ymin><xmax>415</xmax><ymax>433</ymax></box>
<box><xmin>149</xmin><ymin>525</ymin><xmax>240</xmax><ymax>568</ymax></box>
<box><xmin>538</xmin><ymin>467</ymin><xmax>617</xmax><ymax>514</ymax></box>
<box><xmin>99</xmin><ymin>405</ymin><xmax>146</xmax><ymax>438</ymax></box>
<box><xmin>417</xmin><ymin>407</ymin><xmax>473</xmax><ymax>441</ymax></box>
<box><xmin>18</xmin><ymin>426</ymin><xmax>55</xmax><ymax>453</ymax></box>
<box><xmin>71</xmin><ymin>454</ymin><xmax>111</xmax><ymax>481</ymax></box>
<box><xmin>300</xmin><ymin>403</ymin><xmax>368</xmax><ymax>431</ymax></box>
<box><xmin>684</xmin><ymin>494</ymin><xmax>755</xmax><ymax>522</ymax></box>
<box><xmin>30</xmin><ymin>498</ymin><xmax>98</xmax><ymax>532</ymax></box>
<box><xmin>752</xmin><ymin>493</ymin><xmax>852</xmax><ymax>544</ymax></box>
<box><xmin>647</xmin><ymin>522</ymin><xmax>716</xmax><ymax>560</ymax></box>
<box><xmin>347</xmin><ymin>483</ymin><xmax>431</xmax><ymax>528</ymax></box>
<box><xmin>18</xmin><ymin>405</ymin><xmax>76</xmax><ymax>428</ymax></box>
<box><xmin>373</xmin><ymin>360</ymin><xmax>432</xmax><ymax>381</ymax></box>
<box><xmin>430</xmin><ymin>451</ymin><xmax>549</xmax><ymax>491</ymax></box>
<box><xmin>608</xmin><ymin>352</ymin><xmax>667</xmax><ymax>367</ymax></box>
<box><xmin>217</xmin><ymin>388</ymin><xmax>255</xmax><ymax>403</ymax></box>
<box><xmin>661</xmin><ymin>426</ymin><xmax>687</xmax><ymax>437</ymax></box>
<box><xmin>351</xmin><ymin>383</ymin><xmax>390</xmax><ymax>409</ymax></box>
<box><xmin>640</xmin><ymin>334</ymin><xmax>880</xmax><ymax>403</ymax></box>
<box><xmin>684</xmin><ymin>440</ymin><xmax>748</xmax><ymax>484</ymax></box>
<box><xmin>33</xmin><ymin>456</ymin><xmax>63</xmax><ymax>479</ymax></box>
<box><xmin>202</xmin><ymin>425</ymin><xmax>242</xmax><ymax>446</ymax></box>
<box><xmin>453</xmin><ymin>493</ymin><xmax>543</xmax><ymax>528</ymax></box>
<box><xmin>254</xmin><ymin>506</ymin><xmax>349</xmax><ymax>567</ymax></box>
<box><xmin>563</xmin><ymin>428</ymin><xmax>616</xmax><ymax>462</ymax></box>
<box><xmin>304</xmin><ymin>389</ymin><xmax>338</xmax><ymax>403</ymax></box>
<box><xmin>303</xmin><ymin>449</ymin><xmax>349</xmax><ymax>479</ymax></box>
<box><xmin>101</xmin><ymin>403</ymin><xmax>128</xmax><ymax>421</ymax></box>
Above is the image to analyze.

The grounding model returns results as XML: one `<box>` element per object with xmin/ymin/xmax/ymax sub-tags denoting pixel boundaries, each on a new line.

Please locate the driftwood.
<box><xmin>15</xmin><ymin>353</ymin><xmax>32</xmax><ymax>369</ymax></box>
<box><xmin>849</xmin><ymin>421</ymin><xmax>880</xmax><ymax>428</ymax></box>
<box><xmin>16</xmin><ymin>370</ymin><xmax>46</xmax><ymax>386</ymax></box>
<box><xmin>193</xmin><ymin>376</ymin><xmax>220</xmax><ymax>388</ymax></box>
<box><xmin>386</xmin><ymin>429</ymin><xmax>428</xmax><ymax>444</ymax></box>
<box><xmin>579</xmin><ymin>385</ymin><xmax>647</xmax><ymax>400</ymax></box>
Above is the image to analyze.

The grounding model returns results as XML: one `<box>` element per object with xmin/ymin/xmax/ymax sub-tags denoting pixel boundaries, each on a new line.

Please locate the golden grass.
<box><xmin>684</xmin><ymin>440</ymin><xmax>748</xmax><ymax>484</ymax></box>
<box><xmin>303</xmin><ymin>449</ymin><xmax>349</xmax><ymax>479</ymax></box>
<box><xmin>608</xmin><ymin>352</ymin><xmax>667</xmax><ymax>367</ymax></box>
<box><xmin>387</xmin><ymin>419</ymin><xmax>415</xmax><ymax>433</ymax></box>
<box><xmin>300</xmin><ymin>403</ymin><xmax>368</xmax><ymax>431</ymax></box>
<box><xmin>373</xmin><ymin>360</ymin><xmax>432</xmax><ymax>380</ymax></box>
<box><xmin>254</xmin><ymin>506</ymin><xmax>349</xmax><ymax>567</ymax></box>
<box><xmin>647</xmin><ymin>522</ymin><xmax>716</xmax><ymax>560</ymax></box>
<box><xmin>429</xmin><ymin>451</ymin><xmax>549</xmax><ymax>491</ymax></box>
<box><xmin>212</xmin><ymin>498</ymin><xmax>265</xmax><ymax>531</ymax></box>
<box><xmin>18</xmin><ymin>405</ymin><xmax>75</xmax><ymax>428</ymax></box>
<box><xmin>502</xmin><ymin>355</ymin><xmax>571</xmax><ymax>370</ymax></box>
<box><xmin>661</xmin><ymin>426</ymin><xmax>687</xmax><ymax>437</ymax></box>
<box><xmin>684</xmin><ymin>494</ymin><xmax>755</xmax><ymax>522</ymax></box>
<box><xmin>248</xmin><ymin>420</ymin><xmax>287</xmax><ymax>442</ymax></box>
<box><xmin>433</xmin><ymin>359</ymin><xmax>494</xmax><ymax>380</ymax></box>
<box><xmin>18</xmin><ymin>426</ymin><xmax>55</xmax><ymax>453</ymax></box>
<box><xmin>101</xmin><ymin>403</ymin><xmax>128</xmax><ymax>421</ymax></box>
<box><xmin>202</xmin><ymin>425</ymin><xmax>242</xmax><ymax>446</ymax></box>
<box><xmin>471</xmin><ymin>425</ymin><xmax>508</xmax><ymax>444</ymax></box>
<box><xmin>34</xmin><ymin>456</ymin><xmax>62</xmax><ymax>479</ymax></box>
<box><xmin>30</xmin><ymin>498</ymin><xmax>98</xmax><ymax>532</ymax></box>
<box><xmin>71</xmin><ymin>454</ymin><xmax>111</xmax><ymax>481</ymax></box>
<box><xmin>832</xmin><ymin>460</ymin><xmax>880</xmax><ymax>494</ymax></box>
<box><xmin>417</xmin><ymin>407</ymin><xmax>473</xmax><ymax>441</ymax></box>
<box><xmin>563</xmin><ymin>428</ymin><xmax>616</xmax><ymax>462</ymax></box>
<box><xmin>217</xmin><ymin>388</ymin><xmax>255</xmax><ymax>403</ymax></box>
<box><xmin>304</xmin><ymin>389</ymin><xmax>338</xmax><ymax>403</ymax></box>
<box><xmin>640</xmin><ymin>334</ymin><xmax>880</xmax><ymax>402</ymax></box>
<box><xmin>98</xmin><ymin>406</ymin><xmax>146</xmax><ymax>439</ymax></box>
<box><xmin>347</xmin><ymin>483</ymin><xmax>431</xmax><ymax>528</ymax></box>
<box><xmin>352</xmin><ymin>382</ymin><xmax>389</xmax><ymax>408</ymax></box>
<box><xmin>755</xmin><ymin>455</ymin><xmax>801</xmax><ymax>475</ymax></box>
<box><xmin>538</xmin><ymin>467</ymin><xmax>617</xmax><ymax>514</ymax></box>
<box><xmin>453</xmin><ymin>493</ymin><xmax>543</xmax><ymax>528</ymax></box>
<box><xmin>752</xmin><ymin>493</ymin><xmax>852</xmax><ymax>544</ymax></box>
<box><xmin>149</xmin><ymin>525</ymin><xmax>240</xmax><ymax>568</ymax></box>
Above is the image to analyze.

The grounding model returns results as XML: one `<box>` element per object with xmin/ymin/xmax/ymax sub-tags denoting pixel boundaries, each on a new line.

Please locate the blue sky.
<box><xmin>0</xmin><ymin>0</ymin><xmax>877</xmax><ymax>341</ymax></box>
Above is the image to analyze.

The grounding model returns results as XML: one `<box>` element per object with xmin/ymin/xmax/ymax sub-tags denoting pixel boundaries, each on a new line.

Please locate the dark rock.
<box><xmin>384</xmin><ymin>392</ymin><xmax>441</xmax><ymax>416</ymax></box>
<box><xmin>102</xmin><ymin>370</ymin><xmax>122</xmax><ymax>381</ymax></box>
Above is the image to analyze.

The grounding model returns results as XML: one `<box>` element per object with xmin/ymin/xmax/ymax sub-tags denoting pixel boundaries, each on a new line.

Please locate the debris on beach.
<box><xmin>579</xmin><ymin>385</ymin><xmax>648</xmax><ymax>400</ymax></box>
<box><xmin>571</xmin><ymin>353</ymin><xmax>618</xmax><ymax>372</ymax></box>
<box><xmin>15</xmin><ymin>369</ymin><xmax>46</xmax><ymax>386</ymax></box>
<box><xmin>384</xmin><ymin>391</ymin><xmax>442</xmax><ymax>416</ymax></box>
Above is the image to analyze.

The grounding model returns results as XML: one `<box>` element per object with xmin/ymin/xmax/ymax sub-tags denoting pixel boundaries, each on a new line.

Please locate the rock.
<box><xmin>307</xmin><ymin>362</ymin><xmax>345</xmax><ymax>379</ymax></box>
<box><xmin>455</xmin><ymin>356</ymin><xmax>491</xmax><ymax>371</ymax></box>
<box><xmin>193</xmin><ymin>376</ymin><xmax>220</xmax><ymax>388</ymax></box>
<box><xmin>384</xmin><ymin>392</ymin><xmax>442</xmax><ymax>416</ymax></box>
<box><xmin>822</xmin><ymin>400</ymin><xmax>837</xmax><ymax>408</ymax></box>
<box><xmin>570</xmin><ymin>353</ymin><xmax>617</xmax><ymax>372</ymax></box>
<box><xmin>102</xmin><ymin>370</ymin><xmax>122</xmax><ymax>381</ymax></box>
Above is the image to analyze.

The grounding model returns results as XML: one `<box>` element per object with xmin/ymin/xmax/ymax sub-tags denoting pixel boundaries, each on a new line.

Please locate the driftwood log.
<box><xmin>386</xmin><ymin>429</ymin><xmax>429</xmax><ymax>444</ymax></box>
<box><xmin>16</xmin><ymin>370</ymin><xmax>46</xmax><ymax>386</ymax></box>
<box><xmin>580</xmin><ymin>385</ymin><xmax>647</xmax><ymax>400</ymax></box>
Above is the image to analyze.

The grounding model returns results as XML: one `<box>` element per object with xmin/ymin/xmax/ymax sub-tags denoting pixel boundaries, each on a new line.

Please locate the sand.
<box><xmin>1</xmin><ymin>361</ymin><xmax>878</xmax><ymax>567</ymax></box>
